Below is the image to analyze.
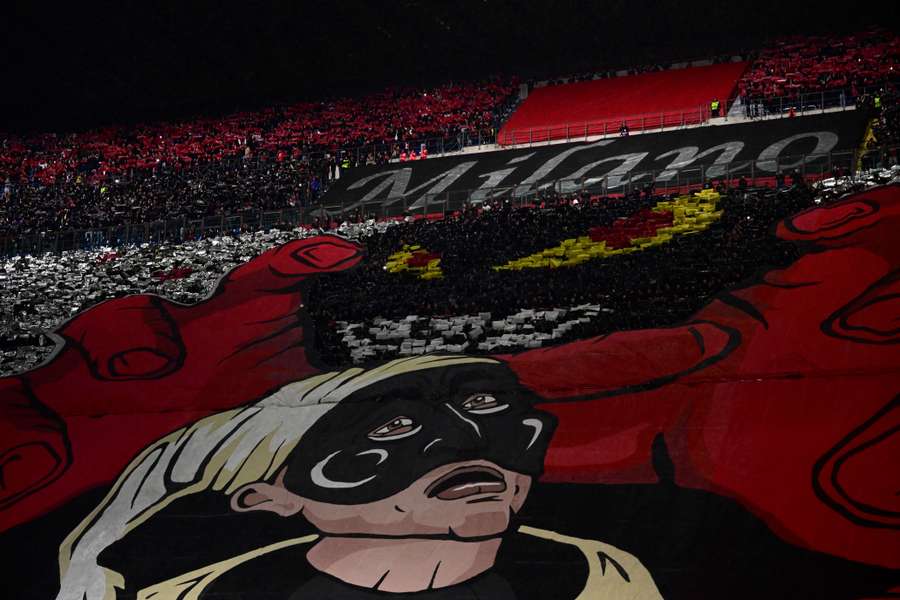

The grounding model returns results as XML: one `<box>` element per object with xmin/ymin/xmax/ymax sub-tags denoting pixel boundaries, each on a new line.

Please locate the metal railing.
<box><xmin>495</xmin><ymin>86</ymin><xmax>882</xmax><ymax>148</ymax></box>
<box><xmin>309</xmin><ymin>147</ymin><xmax>887</xmax><ymax>221</ymax></box>
<box><xmin>339</xmin><ymin>127</ymin><xmax>500</xmax><ymax>166</ymax></box>
<box><xmin>498</xmin><ymin>106</ymin><xmax>710</xmax><ymax>146</ymax></box>
<box><xmin>737</xmin><ymin>87</ymin><xmax>876</xmax><ymax>120</ymax></box>
<box><xmin>4</xmin><ymin>144</ymin><xmax>895</xmax><ymax>258</ymax></box>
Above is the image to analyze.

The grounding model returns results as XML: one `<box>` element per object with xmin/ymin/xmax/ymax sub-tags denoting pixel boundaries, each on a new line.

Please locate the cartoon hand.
<box><xmin>0</xmin><ymin>235</ymin><xmax>362</xmax><ymax>531</ymax></box>
<box><xmin>0</xmin><ymin>378</ymin><xmax>69</xmax><ymax>515</ymax></box>
<box><xmin>511</xmin><ymin>185</ymin><xmax>900</xmax><ymax>568</ymax></box>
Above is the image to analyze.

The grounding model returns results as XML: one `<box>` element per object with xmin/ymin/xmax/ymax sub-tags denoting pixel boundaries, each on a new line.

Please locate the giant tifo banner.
<box><xmin>2</xmin><ymin>186</ymin><xmax>900</xmax><ymax>599</ymax></box>
<box><xmin>323</xmin><ymin>112</ymin><xmax>866</xmax><ymax>211</ymax></box>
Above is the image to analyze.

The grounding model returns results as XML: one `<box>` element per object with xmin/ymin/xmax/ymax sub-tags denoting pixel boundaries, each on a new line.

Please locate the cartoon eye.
<box><xmin>367</xmin><ymin>416</ymin><xmax>422</xmax><ymax>441</ymax></box>
<box><xmin>461</xmin><ymin>394</ymin><xmax>509</xmax><ymax>415</ymax></box>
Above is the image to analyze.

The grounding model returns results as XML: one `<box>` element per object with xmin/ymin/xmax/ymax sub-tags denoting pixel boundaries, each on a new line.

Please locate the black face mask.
<box><xmin>282</xmin><ymin>362</ymin><xmax>557</xmax><ymax>504</ymax></box>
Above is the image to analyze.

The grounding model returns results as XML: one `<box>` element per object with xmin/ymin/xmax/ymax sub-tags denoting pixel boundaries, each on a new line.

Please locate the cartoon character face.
<box><xmin>235</xmin><ymin>362</ymin><xmax>556</xmax><ymax>539</ymax></box>
<box><xmin>282</xmin><ymin>363</ymin><xmax>556</xmax><ymax>503</ymax></box>
<box><xmin>290</xmin><ymin>458</ymin><xmax>535</xmax><ymax>539</ymax></box>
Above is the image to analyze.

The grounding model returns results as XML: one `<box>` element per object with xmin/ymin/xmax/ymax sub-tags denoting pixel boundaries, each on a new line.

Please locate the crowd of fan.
<box><xmin>737</xmin><ymin>29</ymin><xmax>899</xmax><ymax>110</ymax></box>
<box><xmin>0</xmin><ymin>224</ymin><xmax>329</xmax><ymax>376</ymax></box>
<box><xmin>5</xmin><ymin>30</ymin><xmax>900</xmax><ymax>240</ymax></box>
<box><xmin>313</xmin><ymin>167</ymin><xmax>895</xmax><ymax>365</ymax></box>
<box><xmin>0</xmin><ymin>77</ymin><xmax>519</xmax><ymax>235</ymax></box>
<box><xmin>2</xmin><ymin>166</ymin><xmax>897</xmax><ymax>376</ymax></box>
<box><xmin>1</xmin><ymin>154</ymin><xmax>332</xmax><ymax>235</ymax></box>
<box><xmin>2</xmin><ymin>77</ymin><xmax>517</xmax><ymax>185</ymax></box>
<box><xmin>305</xmin><ymin>185</ymin><xmax>806</xmax><ymax>364</ymax></box>
<box><xmin>868</xmin><ymin>88</ymin><xmax>900</xmax><ymax>150</ymax></box>
<box><xmin>6</xmin><ymin>28</ymin><xmax>900</xmax><ymax>243</ymax></box>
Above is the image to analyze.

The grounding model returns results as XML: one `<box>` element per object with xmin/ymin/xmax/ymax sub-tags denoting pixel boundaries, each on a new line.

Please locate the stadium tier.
<box><xmin>3</xmin><ymin>172</ymin><xmax>900</xmax><ymax>600</ymax></box>
<box><xmin>323</xmin><ymin>111</ymin><xmax>867</xmax><ymax>213</ymax></box>
<box><xmin>738</xmin><ymin>29</ymin><xmax>899</xmax><ymax>102</ymax></box>
<box><xmin>498</xmin><ymin>62</ymin><xmax>748</xmax><ymax>144</ymax></box>
<box><xmin>0</xmin><ymin>77</ymin><xmax>518</xmax><ymax>187</ymax></box>
<box><xmin>2</xmin><ymin>32</ymin><xmax>898</xmax><ymax>241</ymax></box>
<box><xmin>3</xmin><ymin>23</ymin><xmax>900</xmax><ymax>600</ymax></box>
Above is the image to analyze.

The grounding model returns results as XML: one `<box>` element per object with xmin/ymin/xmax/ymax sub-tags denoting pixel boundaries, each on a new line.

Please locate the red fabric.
<box><xmin>1</xmin><ymin>188</ymin><xmax>899</xmax><ymax>570</ymax></box>
<box><xmin>152</xmin><ymin>266</ymin><xmax>193</xmax><ymax>281</ymax></box>
<box><xmin>0</xmin><ymin>236</ymin><xmax>364</xmax><ymax>529</ymax></box>
<box><xmin>499</xmin><ymin>62</ymin><xmax>748</xmax><ymax>145</ymax></box>
<box><xmin>506</xmin><ymin>185</ymin><xmax>900</xmax><ymax>567</ymax></box>
<box><xmin>406</xmin><ymin>251</ymin><xmax>441</xmax><ymax>268</ymax></box>
<box><xmin>589</xmin><ymin>209</ymin><xmax>674</xmax><ymax>247</ymax></box>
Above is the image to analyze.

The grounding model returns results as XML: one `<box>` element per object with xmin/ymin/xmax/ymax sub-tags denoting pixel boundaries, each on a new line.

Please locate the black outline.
<box><xmin>372</xmin><ymin>569</ymin><xmax>390</xmax><ymax>590</ymax></box>
<box><xmin>812</xmin><ymin>396</ymin><xmax>900</xmax><ymax>529</ymax></box>
<box><xmin>821</xmin><ymin>269</ymin><xmax>900</xmax><ymax>345</ymax></box>
<box><xmin>0</xmin><ymin>378</ymin><xmax>71</xmax><ymax>511</ymax></box>
<box><xmin>216</xmin><ymin>317</ymin><xmax>304</xmax><ymax>365</ymax></box>
<box><xmin>597</xmin><ymin>551</ymin><xmax>630</xmax><ymax>583</ymax></box>
<box><xmin>106</xmin><ymin>347</ymin><xmax>179</xmax><ymax>379</ymax></box>
<box><xmin>687</xmin><ymin>326</ymin><xmax>705</xmax><ymax>355</ymax></box>
<box><xmin>781</xmin><ymin>199</ymin><xmax>880</xmax><ymax>238</ymax></box>
<box><xmin>760</xmin><ymin>278</ymin><xmax>821</xmax><ymax>289</ymax></box>
<box><xmin>531</xmin><ymin>320</ymin><xmax>741</xmax><ymax>404</ymax></box>
<box><xmin>268</xmin><ymin>239</ymin><xmax>365</xmax><ymax>278</ymax></box>
<box><xmin>64</xmin><ymin>295</ymin><xmax>186</xmax><ymax>382</ymax></box>
<box><xmin>0</xmin><ymin>441</ymin><xmax>66</xmax><ymax>511</ymax></box>
<box><xmin>716</xmin><ymin>292</ymin><xmax>769</xmax><ymax>329</ymax></box>
<box><xmin>427</xmin><ymin>561</ymin><xmax>441</xmax><ymax>589</ymax></box>
<box><xmin>830</xmin><ymin>425</ymin><xmax>900</xmax><ymax>518</ymax></box>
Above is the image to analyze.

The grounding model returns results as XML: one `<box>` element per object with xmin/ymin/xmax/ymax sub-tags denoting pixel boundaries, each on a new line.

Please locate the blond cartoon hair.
<box><xmin>56</xmin><ymin>354</ymin><xmax>499</xmax><ymax>600</ymax></box>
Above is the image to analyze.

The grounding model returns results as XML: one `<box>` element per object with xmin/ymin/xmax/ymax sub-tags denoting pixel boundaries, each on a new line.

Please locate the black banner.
<box><xmin>321</xmin><ymin>112</ymin><xmax>866</xmax><ymax>212</ymax></box>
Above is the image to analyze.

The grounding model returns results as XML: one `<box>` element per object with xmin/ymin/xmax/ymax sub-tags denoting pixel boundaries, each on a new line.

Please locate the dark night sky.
<box><xmin>2</xmin><ymin>1</ymin><xmax>893</xmax><ymax>132</ymax></box>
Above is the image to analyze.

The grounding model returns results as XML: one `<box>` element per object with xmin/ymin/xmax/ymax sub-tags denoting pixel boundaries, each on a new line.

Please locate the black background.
<box><xmin>5</xmin><ymin>468</ymin><xmax>896</xmax><ymax>598</ymax></box>
<box><xmin>2</xmin><ymin>1</ymin><xmax>894</xmax><ymax>132</ymax></box>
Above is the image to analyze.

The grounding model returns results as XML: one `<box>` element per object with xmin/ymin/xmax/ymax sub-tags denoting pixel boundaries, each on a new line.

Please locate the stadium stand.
<box><xmin>866</xmin><ymin>87</ymin><xmax>900</xmax><ymax>151</ymax></box>
<box><xmin>0</xmin><ymin>78</ymin><xmax>518</xmax><ymax>235</ymax></box>
<box><xmin>3</xmin><ymin>167</ymin><xmax>898</xmax><ymax>376</ymax></box>
<box><xmin>7</xmin><ymin>7</ymin><xmax>900</xmax><ymax>598</ymax></box>
<box><xmin>2</xmin><ymin>31</ymin><xmax>899</xmax><ymax>242</ymax></box>
<box><xmin>736</xmin><ymin>29</ymin><xmax>899</xmax><ymax>116</ymax></box>
<box><xmin>497</xmin><ymin>62</ymin><xmax>748</xmax><ymax>144</ymax></box>
<box><xmin>0</xmin><ymin>77</ymin><xmax>518</xmax><ymax>187</ymax></box>
<box><xmin>0</xmin><ymin>154</ymin><xmax>329</xmax><ymax>235</ymax></box>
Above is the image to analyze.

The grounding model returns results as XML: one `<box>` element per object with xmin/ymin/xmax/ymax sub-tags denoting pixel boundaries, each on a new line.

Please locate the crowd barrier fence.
<box><xmin>497</xmin><ymin>86</ymin><xmax>881</xmax><ymax>148</ymax></box>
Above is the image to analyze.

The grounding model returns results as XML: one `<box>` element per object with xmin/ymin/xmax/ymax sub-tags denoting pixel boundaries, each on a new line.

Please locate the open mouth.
<box><xmin>424</xmin><ymin>465</ymin><xmax>507</xmax><ymax>500</ymax></box>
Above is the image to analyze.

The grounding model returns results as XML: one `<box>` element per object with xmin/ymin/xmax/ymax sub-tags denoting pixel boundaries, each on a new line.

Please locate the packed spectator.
<box><xmin>866</xmin><ymin>87</ymin><xmax>900</xmax><ymax>149</ymax></box>
<box><xmin>2</xmin><ymin>165</ymin><xmax>897</xmax><ymax>376</ymax></box>
<box><xmin>0</xmin><ymin>77</ymin><xmax>520</xmax><ymax>236</ymax></box>
<box><xmin>0</xmin><ymin>77</ymin><xmax>519</xmax><ymax>238</ymax></box>
<box><xmin>1</xmin><ymin>78</ymin><xmax>518</xmax><ymax>186</ymax></box>
<box><xmin>4</xmin><ymin>30</ymin><xmax>900</xmax><ymax>241</ymax></box>
<box><xmin>305</xmin><ymin>185</ymin><xmax>802</xmax><ymax>364</ymax></box>
<box><xmin>307</xmin><ymin>168</ymin><xmax>896</xmax><ymax>365</ymax></box>
<box><xmin>0</xmin><ymin>154</ymin><xmax>330</xmax><ymax>235</ymax></box>
<box><xmin>738</xmin><ymin>29</ymin><xmax>899</xmax><ymax>115</ymax></box>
